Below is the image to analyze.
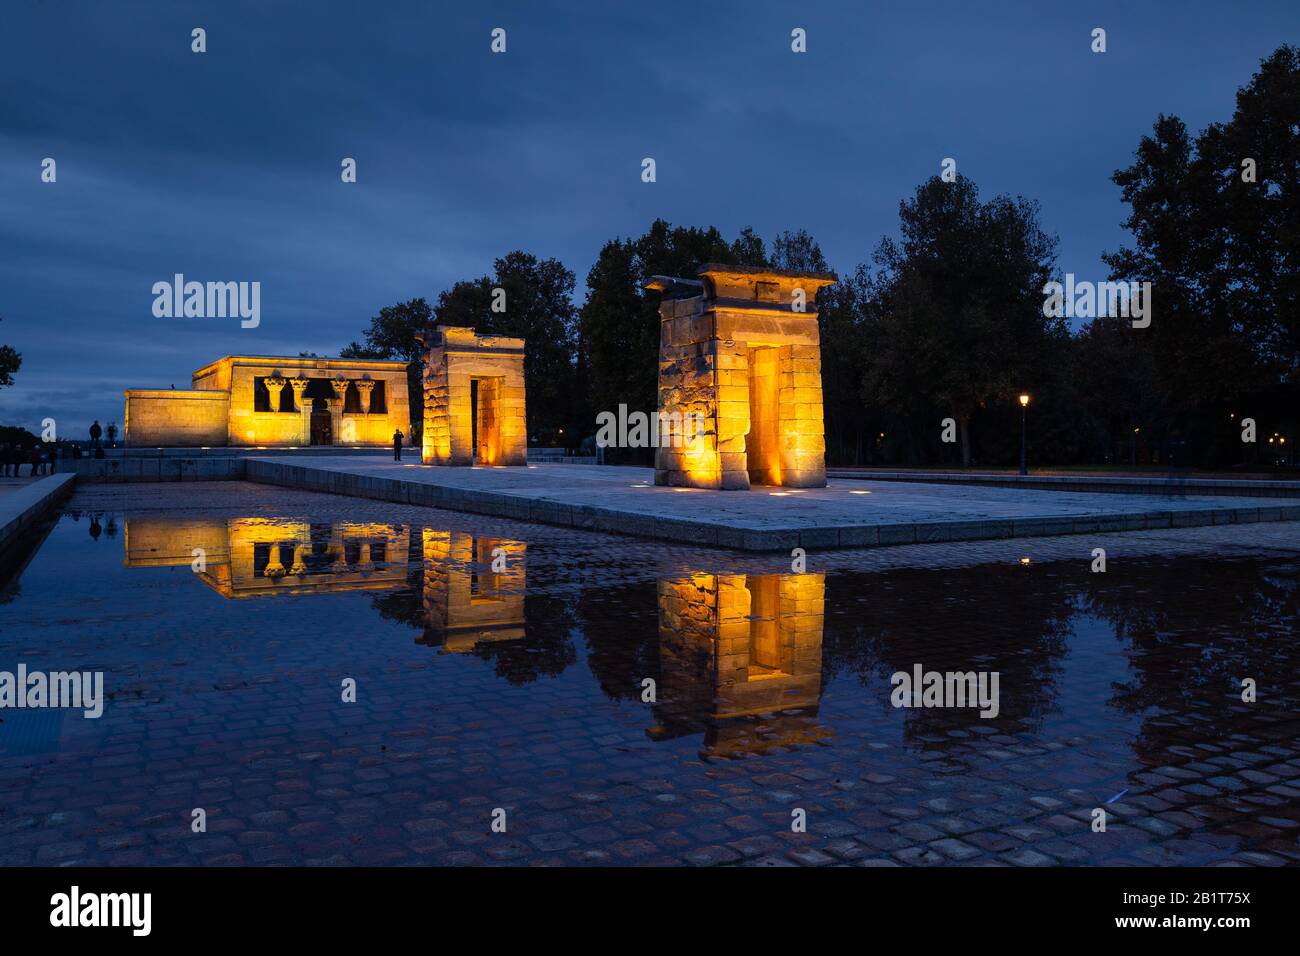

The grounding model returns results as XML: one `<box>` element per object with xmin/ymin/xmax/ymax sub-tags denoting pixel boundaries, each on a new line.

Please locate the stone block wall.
<box><xmin>223</xmin><ymin>360</ymin><xmax>410</xmax><ymax>447</ymax></box>
<box><xmin>124</xmin><ymin>389</ymin><xmax>229</xmax><ymax>447</ymax></box>
<box><xmin>651</xmin><ymin>265</ymin><xmax>834</xmax><ymax>490</ymax></box>
<box><xmin>125</xmin><ymin>355</ymin><xmax>410</xmax><ymax>448</ymax></box>
<box><xmin>421</xmin><ymin>326</ymin><xmax>527</xmax><ymax>466</ymax></box>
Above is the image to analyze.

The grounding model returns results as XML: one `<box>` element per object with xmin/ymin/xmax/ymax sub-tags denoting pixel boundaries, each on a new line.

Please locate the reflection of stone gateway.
<box><xmin>420</xmin><ymin>530</ymin><xmax>526</xmax><ymax>651</ymax></box>
<box><xmin>646</xmin><ymin>265</ymin><xmax>837</xmax><ymax>490</ymax></box>
<box><xmin>652</xmin><ymin>572</ymin><xmax>829</xmax><ymax>756</ymax></box>
<box><xmin>419</xmin><ymin>327</ymin><xmax>527</xmax><ymax>466</ymax></box>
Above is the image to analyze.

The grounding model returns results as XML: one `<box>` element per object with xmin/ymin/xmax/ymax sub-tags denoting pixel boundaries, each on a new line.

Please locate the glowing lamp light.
<box><xmin>1018</xmin><ymin>393</ymin><xmax>1030</xmax><ymax>408</ymax></box>
<box><xmin>849</xmin><ymin>489</ymin><xmax>871</xmax><ymax>495</ymax></box>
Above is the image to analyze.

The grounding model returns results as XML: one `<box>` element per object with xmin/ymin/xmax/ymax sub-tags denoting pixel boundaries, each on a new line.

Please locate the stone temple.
<box><xmin>647</xmin><ymin>264</ymin><xmax>837</xmax><ymax>490</ymax></box>
<box><xmin>123</xmin><ymin>355</ymin><xmax>411</xmax><ymax>448</ymax></box>
<box><xmin>419</xmin><ymin>326</ymin><xmax>527</xmax><ymax>466</ymax></box>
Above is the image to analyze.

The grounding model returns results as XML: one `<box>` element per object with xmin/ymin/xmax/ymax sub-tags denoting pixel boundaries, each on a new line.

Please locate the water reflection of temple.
<box><xmin>651</xmin><ymin>572</ymin><xmax>830</xmax><ymax>757</ymax></box>
<box><xmin>122</xmin><ymin>519</ymin><xmax>530</xmax><ymax>652</ymax></box>
<box><xmin>124</xmin><ymin>517</ymin><xmax>410</xmax><ymax>598</ymax></box>
<box><xmin>418</xmin><ymin>530</ymin><xmax>526</xmax><ymax>652</ymax></box>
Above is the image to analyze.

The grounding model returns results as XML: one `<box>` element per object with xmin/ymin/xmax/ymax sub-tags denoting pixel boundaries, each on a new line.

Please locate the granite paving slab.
<box><xmin>245</xmin><ymin>457</ymin><xmax>1300</xmax><ymax>551</ymax></box>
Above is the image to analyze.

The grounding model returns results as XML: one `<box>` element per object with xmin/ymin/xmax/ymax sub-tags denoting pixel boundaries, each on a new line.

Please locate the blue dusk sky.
<box><xmin>1</xmin><ymin>0</ymin><xmax>1295</xmax><ymax>433</ymax></box>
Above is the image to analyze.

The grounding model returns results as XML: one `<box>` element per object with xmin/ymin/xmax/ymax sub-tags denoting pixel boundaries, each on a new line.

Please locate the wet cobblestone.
<box><xmin>0</xmin><ymin>482</ymin><xmax>1296</xmax><ymax>866</ymax></box>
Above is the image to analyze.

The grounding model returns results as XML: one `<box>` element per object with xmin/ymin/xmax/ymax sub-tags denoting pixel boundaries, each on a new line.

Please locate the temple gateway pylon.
<box><xmin>646</xmin><ymin>264</ymin><xmax>837</xmax><ymax>490</ymax></box>
<box><xmin>419</xmin><ymin>326</ymin><xmax>528</xmax><ymax>466</ymax></box>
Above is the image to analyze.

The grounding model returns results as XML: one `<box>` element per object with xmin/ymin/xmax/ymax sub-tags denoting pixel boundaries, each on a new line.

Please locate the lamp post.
<box><xmin>1018</xmin><ymin>393</ymin><xmax>1030</xmax><ymax>476</ymax></box>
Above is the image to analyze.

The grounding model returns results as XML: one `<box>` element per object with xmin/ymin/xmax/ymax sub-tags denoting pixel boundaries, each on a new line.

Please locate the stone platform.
<box><xmin>245</xmin><ymin>456</ymin><xmax>1300</xmax><ymax>551</ymax></box>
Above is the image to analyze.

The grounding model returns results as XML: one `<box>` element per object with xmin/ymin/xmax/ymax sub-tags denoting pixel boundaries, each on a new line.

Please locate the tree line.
<box><xmin>342</xmin><ymin>45</ymin><xmax>1298</xmax><ymax>471</ymax></box>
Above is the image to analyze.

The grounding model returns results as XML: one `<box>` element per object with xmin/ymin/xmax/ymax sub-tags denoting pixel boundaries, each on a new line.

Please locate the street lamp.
<box><xmin>1018</xmin><ymin>393</ymin><xmax>1030</xmax><ymax>476</ymax></box>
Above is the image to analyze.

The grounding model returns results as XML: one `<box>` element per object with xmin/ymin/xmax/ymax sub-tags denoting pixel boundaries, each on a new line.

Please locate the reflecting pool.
<box><xmin>0</xmin><ymin>505</ymin><xmax>1296</xmax><ymax>866</ymax></box>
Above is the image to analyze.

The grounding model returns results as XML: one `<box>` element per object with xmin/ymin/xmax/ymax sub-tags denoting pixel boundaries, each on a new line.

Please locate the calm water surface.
<box><xmin>0</xmin><ymin>507</ymin><xmax>1296</xmax><ymax>866</ymax></box>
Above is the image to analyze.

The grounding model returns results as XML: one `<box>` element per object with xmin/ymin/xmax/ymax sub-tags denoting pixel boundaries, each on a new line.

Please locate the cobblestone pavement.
<box><xmin>0</xmin><ymin>482</ymin><xmax>1296</xmax><ymax>866</ymax></box>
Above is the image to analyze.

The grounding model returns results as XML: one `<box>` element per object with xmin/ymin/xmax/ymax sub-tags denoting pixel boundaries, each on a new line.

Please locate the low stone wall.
<box><xmin>89</xmin><ymin>446</ymin><xmax>394</xmax><ymax>458</ymax></box>
<box><xmin>0</xmin><ymin>473</ymin><xmax>76</xmax><ymax>555</ymax></box>
<box><xmin>62</xmin><ymin>457</ymin><xmax>246</xmax><ymax>482</ymax></box>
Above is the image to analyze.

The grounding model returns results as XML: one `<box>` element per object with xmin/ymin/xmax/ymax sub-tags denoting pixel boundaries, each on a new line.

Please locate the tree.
<box><xmin>0</xmin><ymin>317</ymin><xmax>20</xmax><ymax>389</ymax></box>
<box><xmin>341</xmin><ymin>298</ymin><xmax>433</xmax><ymax>443</ymax></box>
<box><xmin>729</xmin><ymin>227</ymin><xmax>768</xmax><ymax>266</ymax></box>
<box><xmin>1070</xmin><ymin>316</ymin><xmax>1164</xmax><ymax>464</ymax></box>
<box><xmin>771</xmin><ymin>229</ymin><xmax>829</xmax><ymax>273</ymax></box>
<box><xmin>814</xmin><ymin>268</ymin><xmax>868</xmax><ymax>464</ymax></box>
<box><xmin>578</xmin><ymin>220</ymin><xmax>737</xmax><ymax>458</ymax></box>
<box><xmin>861</xmin><ymin>175</ymin><xmax>1063</xmax><ymax>465</ymax></box>
<box><xmin>433</xmin><ymin>252</ymin><xmax>579</xmax><ymax>443</ymax></box>
<box><xmin>0</xmin><ymin>345</ymin><xmax>19</xmax><ymax>389</ymax></box>
<box><xmin>1103</xmin><ymin>45</ymin><xmax>1300</xmax><ymax>463</ymax></box>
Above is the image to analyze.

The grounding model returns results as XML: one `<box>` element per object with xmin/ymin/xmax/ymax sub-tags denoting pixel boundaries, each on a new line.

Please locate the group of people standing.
<box><xmin>1</xmin><ymin>420</ymin><xmax>111</xmax><ymax>479</ymax></box>
<box><xmin>0</xmin><ymin>442</ymin><xmax>56</xmax><ymax>477</ymax></box>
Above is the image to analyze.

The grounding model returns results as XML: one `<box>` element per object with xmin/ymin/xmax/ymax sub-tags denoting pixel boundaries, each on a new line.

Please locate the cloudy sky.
<box><xmin>1</xmin><ymin>0</ymin><xmax>1293</xmax><ymax>434</ymax></box>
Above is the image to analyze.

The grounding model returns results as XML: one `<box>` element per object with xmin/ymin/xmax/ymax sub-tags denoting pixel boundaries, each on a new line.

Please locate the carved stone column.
<box><xmin>355</xmin><ymin>379</ymin><xmax>375</xmax><ymax>415</ymax></box>
<box><xmin>289</xmin><ymin>377</ymin><xmax>309</xmax><ymax>412</ymax></box>
<box><xmin>264</xmin><ymin>375</ymin><xmax>287</xmax><ymax>413</ymax></box>
<box><xmin>289</xmin><ymin>544</ymin><xmax>308</xmax><ymax>576</ymax></box>
<box><xmin>330</xmin><ymin>377</ymin><xmax>349</xmax><ymax>445</ymax></box>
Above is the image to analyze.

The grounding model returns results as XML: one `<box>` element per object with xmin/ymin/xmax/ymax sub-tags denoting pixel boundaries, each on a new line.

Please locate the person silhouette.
<box><xmin>393</xmin><ymin>429</ymin><xmax>404</xmax><ymax>462</ymax></box>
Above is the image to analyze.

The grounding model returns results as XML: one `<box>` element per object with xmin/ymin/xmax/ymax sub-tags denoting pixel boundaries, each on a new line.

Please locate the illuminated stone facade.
<box><xmin>123</xmin><ymin>355</ymin><xmax>411</xmax><ymax>448</ymax></box>
<box><xmin>419</xmin><ymin>326</ymin><xmax>527</xmax><ymax>466</ymax></box>
<box><xmin>647</xmin><ymin>265</ymin><xmax>836</xmax><ymax>490</ymax></box>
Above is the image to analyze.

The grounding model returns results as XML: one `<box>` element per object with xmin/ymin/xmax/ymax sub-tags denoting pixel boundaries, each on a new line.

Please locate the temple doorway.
<box><xmin>470</xmin><ymin>376</ymin><xmax>503</xmax><ymax>465</ymax></box>
<box><xmin>304</xmin><ymin>378</ymin><xmax>335</xmax><ymax>446</ymax></box>
<box><xmin>747</xmin><ymin>346</ymin><xmax>781</xmax><ymax>486</ymax></box>
<box><xmin>310</xmin><ymin>407</ymin><xmax>332</xmax><ymax>445</ymax></box>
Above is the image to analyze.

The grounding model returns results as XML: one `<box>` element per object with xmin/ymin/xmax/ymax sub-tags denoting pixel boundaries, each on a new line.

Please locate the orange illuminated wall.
<box><xmin>647</xmin><ymin>265</ymin><xmax>836</xmax><ymax>490</ymax></box>
<box><xmin>420</xmin><ymin>327</ymin><xmax>527</xmax><ymax>466</ymax></box>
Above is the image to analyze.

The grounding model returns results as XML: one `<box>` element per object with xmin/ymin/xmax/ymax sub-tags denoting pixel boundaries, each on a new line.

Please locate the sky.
<box><xmin>1</xmin><ymin>0</ymin><xmax>1295</xmax><ymax>434</ymax></box>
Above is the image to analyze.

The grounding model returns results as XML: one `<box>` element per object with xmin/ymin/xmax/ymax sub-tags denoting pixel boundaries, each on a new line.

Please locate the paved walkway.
<box><xmin>827</xmin><ymin>468</ymin><xmax>1300</xmax><ymax>498</ymax></box>
<box><xmin>246</xmin><ymin>457</ymin><xmax>1300</xmax><ymax>551</ymax></box>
